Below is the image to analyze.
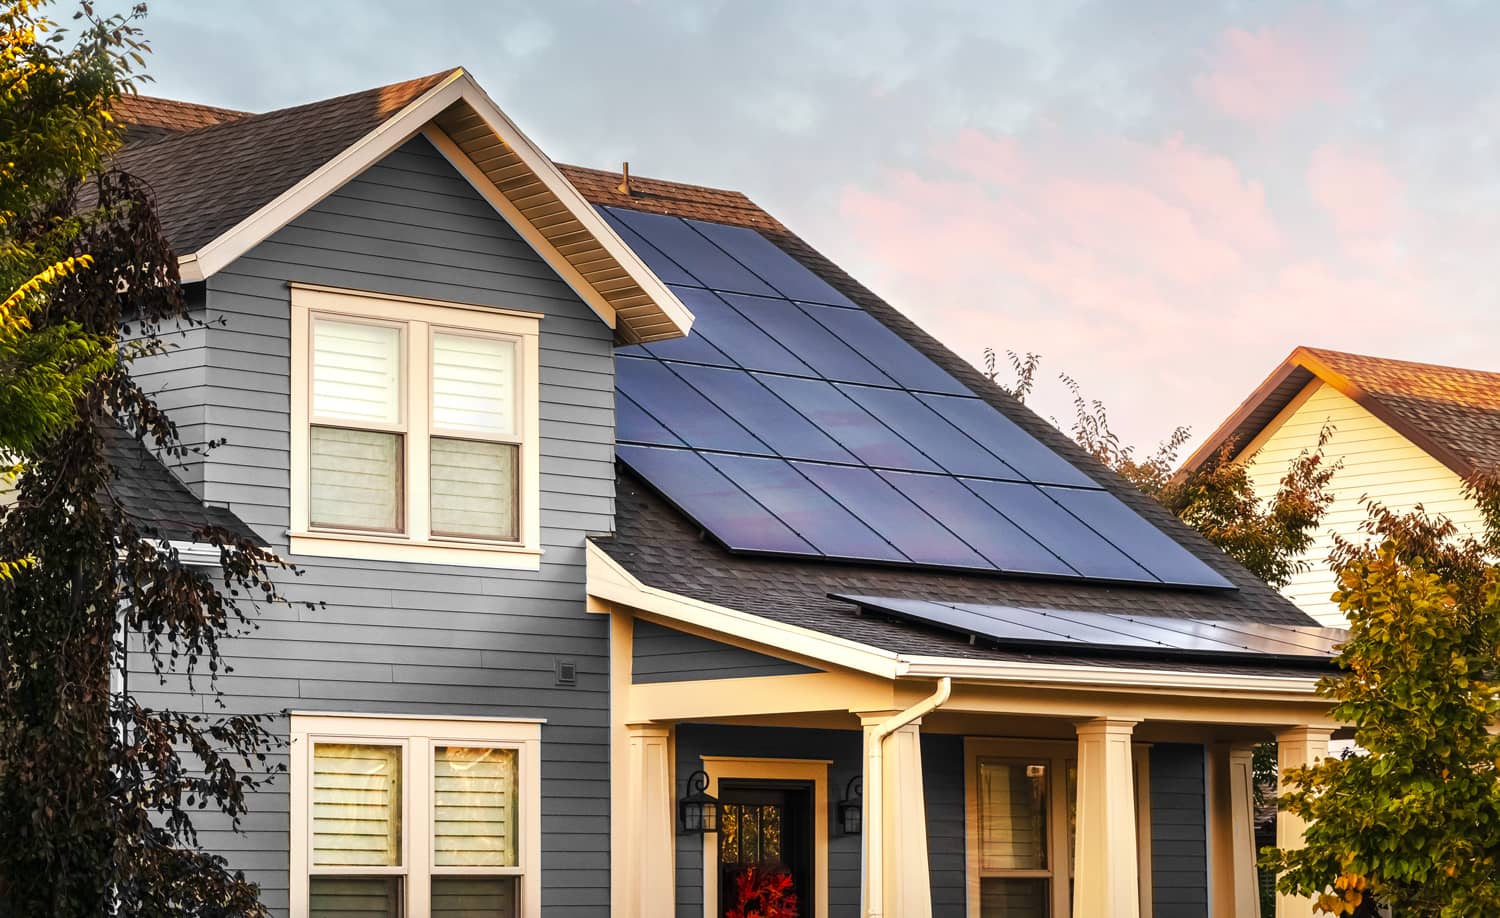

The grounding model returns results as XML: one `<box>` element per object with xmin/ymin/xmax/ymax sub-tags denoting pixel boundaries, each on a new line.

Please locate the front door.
<box><xmin>717</xmin><ymin>782</ymin><xmax>813</xmax><ymax>918</ymax></box>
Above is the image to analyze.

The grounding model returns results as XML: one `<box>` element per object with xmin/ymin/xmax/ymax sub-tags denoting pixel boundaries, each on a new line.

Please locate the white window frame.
<box><xmin>289</xmin><ymin>283</ymin><xmax>543</xmax><ymax>569</ymax></box>
<box><xmin>963</xmin><ymin>737</ymin><xmax>1152</xmax><ymax>918</ymax></box>
<box><xmin>290</xmin><ymin>712</ymin><xmax>544</xmax><ymax>918</ymax></box>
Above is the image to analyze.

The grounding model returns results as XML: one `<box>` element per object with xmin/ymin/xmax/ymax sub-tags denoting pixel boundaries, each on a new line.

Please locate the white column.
<box><xmin>1274</xmin><ymin>726</ymin><xmax>1333</xmax><ymax>918</ymax></box>
<box><xmin>1210</xmin><ymin>742</ymin><xmax>1262</xmax><ymax>917</ymax></box>
<box><xmin>1072</xmin><ymin>717</ymin><xmax>1141</xmax><ymax>918</ymax></box>
<box><xmin>860</xmin><ymin>714</ymin><xmax>933</xmax><ymax>918</ymax></box>
<box><xmin>624</xmin><ymin>723</ymin><xmax>675</xmax><ymax>917</ymax></box>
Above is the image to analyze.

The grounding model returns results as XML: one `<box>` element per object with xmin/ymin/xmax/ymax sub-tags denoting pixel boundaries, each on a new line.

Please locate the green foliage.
<box><xmin>0</xmin><ymin>3</ymin><xmax>292</xmax><ymax>915</ymax></box>
<box><xmin>982</xmin><ymin>347</ymin><xmax>1338</xmax><ymax>589</ymax></box>
<box><xmin>1260</xmin><ymin>479</ymin><xmax>1500</xmax><ymax>917</ymax></box>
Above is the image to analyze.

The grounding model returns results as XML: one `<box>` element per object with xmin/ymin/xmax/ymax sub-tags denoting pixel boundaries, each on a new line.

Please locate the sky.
<box><xmin>128</xmin><ymin>0</ymin><xmax>1500</xmax><ymax>453</ymax></box>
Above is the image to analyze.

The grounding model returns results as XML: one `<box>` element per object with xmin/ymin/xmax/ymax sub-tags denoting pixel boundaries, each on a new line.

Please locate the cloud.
<box><xmin>1193</xmin><ymin>25</ymin><xmax>1345</xmax><ymax>123</ymax></box>
<box><xmin>837</xmin><ymin>127</ymin><xmax>1433</xmax><ymax>447</ymax></box>
<box><xmin>1306</xmin><ymin>144</ymin><xmax>1406</xmax><ymax>249</ymax></box>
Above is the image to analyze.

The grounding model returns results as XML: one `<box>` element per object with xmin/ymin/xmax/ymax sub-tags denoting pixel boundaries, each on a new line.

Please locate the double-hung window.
<box><xmin>290</xmin><ymin>713</ymin><xmax>542</xmax><ymax>918</ymax></box>
<box><xmin>290</xmin><ymin>285</ymin><xmax>541</xmax><ymax>568</ymax></box>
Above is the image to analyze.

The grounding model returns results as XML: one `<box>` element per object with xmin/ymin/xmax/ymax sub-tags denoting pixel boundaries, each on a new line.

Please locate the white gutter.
<box><xmin>896</xmin><ymin>655</ymin><xmax>1324</xmax><ymax>695</ymax></box>
<box><xmin>864</xmin><ymin>676</ymin><xmax>951</xmax><ymax>918</ymax></box>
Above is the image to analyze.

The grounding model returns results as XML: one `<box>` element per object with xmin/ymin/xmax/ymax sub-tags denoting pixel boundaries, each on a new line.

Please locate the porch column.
<box><xmin>1274</xmin><ymin>726</ymin><xmax>1333</xmax><ymax>918</ymax></box>
<box><xmin>1072</xmin><ymin>717</ymin><xmax>1141</xmax><ymax>918</ymax></box>
<box><xmin>860</xmin><ymin>714</ymin><xmax>933</xmax><ymax>918</ymax></box>
<box><xmin>624</xmin><ymin>723</ymin><xmax>675</xmax><ymax>917</ymax></box>
<box><xmin>1208</xmin><ymin>742</ymin><xmax>1262</xmax><ymax>917</ymax></box>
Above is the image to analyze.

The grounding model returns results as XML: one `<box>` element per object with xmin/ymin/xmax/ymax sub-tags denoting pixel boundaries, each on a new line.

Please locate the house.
<box><xmin>1183</xmin><ymin>346</ymin><xmax>1499</xmax><ymax>626</ymax></box>
<box><xmin>110</xmin><ymin>69</ymin><xmax>1343</xmax><ymax>918</ymax></box>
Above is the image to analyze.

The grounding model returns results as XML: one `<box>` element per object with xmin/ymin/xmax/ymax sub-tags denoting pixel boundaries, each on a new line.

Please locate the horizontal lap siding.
<box><xmin>631</xmin><ymin>620</ymin><xmax>820</xmax><ymax>683</ymax></box>
<box><xmin>672</xmin><ymin>724</ymin><xmax>965</xmax><ymax>918</ymax></box>
<box><xmin>1241</xmin><ymin>382</ymin><xmax>1484</xmax><ymax>625</ymax></box>
<box><xmin>1149</xmin><ymin>744</ymin><xmax>1208</xmax><ymax>918</ymax></box>
<box><xmin>128</xmin><ymin>136</ymin><xmax>615</xmax><ymax>917</ymax></box>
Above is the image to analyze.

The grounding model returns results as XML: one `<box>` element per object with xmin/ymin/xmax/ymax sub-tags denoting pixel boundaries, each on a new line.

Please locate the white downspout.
<box><xmin>865</xmin><ymin>676</ymin><xmax>952</xmax><ymax>918</ymax></box>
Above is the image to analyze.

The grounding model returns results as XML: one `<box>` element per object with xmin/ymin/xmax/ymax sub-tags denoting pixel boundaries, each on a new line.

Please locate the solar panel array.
<box><xmin>605</xmin><ymin>204</ymin><xmax>1235</xmax><ymax>590</ymax></box>
<box><xmin>835</xmin><ymin>595</ymin><xmax>1343</xmax><ymax>665</ymax></box>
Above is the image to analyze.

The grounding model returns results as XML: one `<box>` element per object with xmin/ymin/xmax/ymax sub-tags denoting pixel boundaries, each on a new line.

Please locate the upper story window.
<box><xmin>289</xmin><ymin>284</ymin><xmax>542</xmax><ymax>568</ymax></box>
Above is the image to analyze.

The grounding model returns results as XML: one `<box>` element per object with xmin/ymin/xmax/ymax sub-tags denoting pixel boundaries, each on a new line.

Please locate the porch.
<box><xmin>603</xmin><ymin>606</ymin><xmax>1336</xmax><ymax>918</ymax></box>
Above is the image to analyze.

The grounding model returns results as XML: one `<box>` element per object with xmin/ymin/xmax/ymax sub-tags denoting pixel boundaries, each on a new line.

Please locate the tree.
<box><xmin>983</xmin><ymin>347</ymin><xmax>1338</xmax><ymax>589</ymax></box>
<box><xmin>1259</xmin><ymin>479</ymin><xmax>1500</xmax><ymax>917</ymax></box>
<box><xmin>0</xmin><ymin>3</ymin><xmax>293</xmax><ymax>915</ymax></box>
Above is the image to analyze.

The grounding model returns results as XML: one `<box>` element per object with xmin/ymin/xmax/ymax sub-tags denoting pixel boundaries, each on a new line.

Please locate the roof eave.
<box><xmin>171</xmin><ymin>69</ymin><xmax>692</xmax><ymax>344</ymax></box>
<box><xmin>1180</xmin><ymin>345</ymin><xmax>1479</xmax><ymax>482</ymax></box>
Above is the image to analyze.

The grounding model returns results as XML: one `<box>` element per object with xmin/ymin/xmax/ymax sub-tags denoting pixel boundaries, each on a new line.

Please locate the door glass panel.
<box><xmin>979</xmin><ymin>877</ymin><xmax>1048</xmax><ymax>918</ymax></box>
<box><xmin>977</xmin><ymin>760</ymin><xmax>1049</xmax><ymax>871</ymax></box>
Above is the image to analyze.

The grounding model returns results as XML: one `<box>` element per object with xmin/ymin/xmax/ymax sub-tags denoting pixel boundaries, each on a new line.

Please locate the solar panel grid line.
<box><xmin>835</xmin><ymin>382</ymin><xmax>1024</xmax><ymax>480</ymax></box>
<box><xmin>718</xmin><ymin>292</ymin><xmax>900</xmax><ymax>388</ymax></box>
<box><xmin>1128</xmin><ymin>615</ymin><xmax>1342</xmax><ymax>655</ymax></box>
<box><xmin>664</xmin><ymin>286</ymin><xmax>819</xmax><ymax>376</ymax></box>
<box><xmin>615</xmin><ymin>356</ymin><xmax>773</xmax><ymax>455</ymax></box>
<box><xmin>683</xmin><ymin>217</ymin><xmax>861</xmax><ymax>308</ymax></box>
<box><xmin>942</xmin><ymin>602</ymin><xmax>1169</xmax><ymax>648</ymax></box>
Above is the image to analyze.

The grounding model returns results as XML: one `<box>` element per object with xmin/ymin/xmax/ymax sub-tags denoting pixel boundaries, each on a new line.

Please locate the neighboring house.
<box><xmin>1183</xmin><ymin>346</ymin><xmax>1497</xmax><ymax>626</ymax></box>
<box><xmin>107</xmin><ymin>70</ymin><xmax>1341</xmax><ymax>918</ymax></box>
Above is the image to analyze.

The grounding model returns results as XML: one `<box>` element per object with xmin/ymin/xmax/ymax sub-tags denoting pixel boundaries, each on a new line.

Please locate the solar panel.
<box><xmin>701</xmin><ymin>453</ymin><xmax>905</xmax><ymax>562</ymax></box>
<box><xmin>798</xmin><ymin>302</ymin><xmax>972</xmax><ymax>396</ymax></box>
<box><xmin>668</xmin><ymin>363</ymin><xmax>858</xmax><ymax>464</ymax></box>
<box><xmin>835</xmin><ymin>594</ymin><xmax>1343</xmax><ymax>665</ymax></box>
<box><xmin>791</xmin><ymin>462</ymin><xmax>988</xmax><ymax>568</ymax></box>
<box><xmin>605</xmin><ymin>206</ymin><xmax>1237</xmax><ymax>591</ymax></box>
<box><xmin>838</xmin><ymin>383</ymin><xmax>1020</xmax><ymax>479</ymax></box>
<box><xmin>616</xmin><ymin>357</ymin><xmax>765</xmax><ymax>454</ymax></box>
<box><xmin>607</xmin><ymin>207</ymin><xmax>778</xmax><ymax>296</ymax></box>
<box><xmin>963</xmin><ymin>479</ymin><xmax>1155</xmax><ymax>583</ymax></box>
<box><xmin>617</xmin><ymin>445</ymin><xmax>813</xmax><ymax>554</ymax></box>
<box><xmin>720</xmin><ymin>293</ymin><xmax>897</xmax><ymax>387</ymax></box>
<box><xmin>1042</xmin><ymin>486</ymin><xmax>1235</xmax><ymax>590</ymax></box>
<box><xmin>685</xmin><ymin>218</ymin><xmax>858</xmax><ymax>306</ymax></box>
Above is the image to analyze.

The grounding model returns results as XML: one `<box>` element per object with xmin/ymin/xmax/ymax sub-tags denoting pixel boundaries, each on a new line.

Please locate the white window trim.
<box><xmin>289</xmin><ymin>712</ymin><xmax>543</xmax><ymax>918</ymax></box>
<box><xmin>289</xmin><ymin>283</ymin><xmax>543</xmax><ymax>569</ymax></box>
<box><xmin>963</xmin><ymin>737</ymin><xmax>1152</xmax><ymax>918</ymax></box>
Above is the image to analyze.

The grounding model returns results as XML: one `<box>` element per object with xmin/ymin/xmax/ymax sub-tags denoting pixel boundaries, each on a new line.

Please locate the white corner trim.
<box><xmin>584</xmin><ymin>540</ymin><xmax>901</xmax><ymax>679</ymax></box>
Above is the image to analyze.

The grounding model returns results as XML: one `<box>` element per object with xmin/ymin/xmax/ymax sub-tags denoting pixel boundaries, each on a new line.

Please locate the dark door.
<box><xmin>717</xmin><ymin>782</ymin><xmax>813</xmax><ymax>918</ymax></box>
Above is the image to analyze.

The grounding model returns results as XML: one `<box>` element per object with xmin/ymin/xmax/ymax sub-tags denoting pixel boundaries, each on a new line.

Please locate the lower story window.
<box><xmin>292</xmin><ymin>714</ymin><xmax>542</xmax><ymax>918</ymax></box>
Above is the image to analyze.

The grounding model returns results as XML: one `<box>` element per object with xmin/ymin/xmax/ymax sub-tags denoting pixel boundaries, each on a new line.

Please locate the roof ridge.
<box><xmin>1300</xmin><ymin>345</ymin><xmax>1500</xmax><ymax>380</ymax></box>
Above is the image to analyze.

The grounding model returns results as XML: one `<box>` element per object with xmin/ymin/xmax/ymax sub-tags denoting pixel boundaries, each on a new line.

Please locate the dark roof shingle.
<box><xmin>111</xmin><ymin>71</ymin><xmax>456</xmax><ymax>255</ymax></box>
<box><xmin>102</xmin><ymin>427</ymin><xmax>262</xmax><ymax>545</ymax></box>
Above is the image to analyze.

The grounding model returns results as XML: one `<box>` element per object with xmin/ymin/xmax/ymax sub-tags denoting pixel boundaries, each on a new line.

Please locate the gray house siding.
<box><xmin>632</xmin><ymin>619</ymin><xmax>820</xmax><ymax>683</ymax></box>
<box><xmin>1149</xmin><ymin>743</ymin><xmax>1209</xmax><ymax>918</ymax></box>
<box><xmin>127</xmin><ymin>135</ymin><xmax>616</xmax><ymax>916</ymax></box>
<box><xmin>671</xmin><ymin>724</ymin><xmax>965</xmax><ymax>918</ymax></box>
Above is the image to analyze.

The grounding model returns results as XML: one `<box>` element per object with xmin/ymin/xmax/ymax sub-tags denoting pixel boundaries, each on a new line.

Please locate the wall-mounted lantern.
<box><xmin>679</xmin><ymin>769</ymin><xmax>719</xmax><ymax>835</ymax></box>
<box><xmin>838</xmin><ymin>775</ymin><xmax>863</xmax><ymax>835</ymax></box>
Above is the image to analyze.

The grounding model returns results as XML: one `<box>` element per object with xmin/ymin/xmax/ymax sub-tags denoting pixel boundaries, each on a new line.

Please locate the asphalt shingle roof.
<box><xmin>111</xmin><ymin>84</ymin><xmax>1322</xmax><ymax>672</ymax></box>
<box><xmin>1187</xmin><ymin>345</ymin><xmax>1500</xmax><ymax>481</ymax></box>
<box><xmin>102</xmin><ymin>427</ymin><xmax>262</xmax><ymax>545</ymax></box>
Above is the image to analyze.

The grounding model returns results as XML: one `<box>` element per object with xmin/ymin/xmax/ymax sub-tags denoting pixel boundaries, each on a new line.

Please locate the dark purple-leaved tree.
<box><xmin>0</xmin><ymin>3</ymin><xmax>293</xmax><ymax>915</ymax></box>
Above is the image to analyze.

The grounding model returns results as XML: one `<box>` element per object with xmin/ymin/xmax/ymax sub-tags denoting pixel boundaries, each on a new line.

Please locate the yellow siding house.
<box><xmin>1184</xmin><ymin>347</ymin><xmax>1499</xmax><ymax>625</ymax></box>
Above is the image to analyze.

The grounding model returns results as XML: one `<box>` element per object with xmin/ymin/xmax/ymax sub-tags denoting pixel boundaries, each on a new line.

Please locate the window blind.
<box><xmin>309</xmin><ymin>876</ymin><xmax>402</xmax><ymax>918</ymax></box>
<box><xmin>309</xmin><ymin>427</ymin><xmax>401</xmax><ymax>531</ymax></box>
<box><xmin>312</xmin><ymin>743</ymin><xmax>402</xmax><ymax>867</ymax></box>
<box><xmin>433</xmin><ymin>746</ymin><xmax>518</xmax><ymax>868</ymax></box>
<box><xmin>312</xmin><ymin>319</ymin><xmax>402</xmax><ymax>425</ymax></box>
<box><xmin>978</xmin><ymin>760</ymin><xmax>1048</xmax><ymax>872</ymax></box>
<box><xmin>432</xmin><ymin>332</ymin><xmax>516</xmax><ymax>436</ymax></box>
<box><xmin>431</xmin><ymin>877</ymin><xmax>517</xmax><ymax>918</ymax></box>
<box><xmin>430</xmin><ymin>439</ymin><xmax>518</xmax><ymax>540</ymax></box>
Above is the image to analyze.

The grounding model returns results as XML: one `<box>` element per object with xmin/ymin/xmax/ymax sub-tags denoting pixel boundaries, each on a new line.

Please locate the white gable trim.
<box><xmin>176</xmin><ymin>69</ymin><xmax>692</xmax><ymax>343</ymax></box>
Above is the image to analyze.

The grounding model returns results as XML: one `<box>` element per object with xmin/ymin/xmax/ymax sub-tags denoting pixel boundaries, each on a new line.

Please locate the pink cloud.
<box><xmin>1306</xmin><ymin>144</ymin><xmax>1405</xmax><ymax>245</ymax></box>
<box><xmin>1193</xmin><ymin>26</ymin><xmax>1344</xmax><ymax>123</ymax></box>
<box><xmin>835</xmin><ymin>128</ymin><xmax>1435</xmax><ymax>449</ymax></box>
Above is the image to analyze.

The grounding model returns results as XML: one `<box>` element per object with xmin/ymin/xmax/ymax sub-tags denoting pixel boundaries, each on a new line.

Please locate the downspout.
<box><xmin>865</xmin><ymin>676</ymin><xmax>952</xmax><ymax>918</ymax></box>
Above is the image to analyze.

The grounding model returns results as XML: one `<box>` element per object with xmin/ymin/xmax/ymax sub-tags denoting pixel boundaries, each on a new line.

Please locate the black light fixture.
<box><xmin>679</xmin><ymin>770</ymin><xmax>719</xmax><ymax>835</ymax></box>
<box><xmin>838</xmin><ymin>775</ymin><xmax>863</xmax><ymax>835</ymax></box>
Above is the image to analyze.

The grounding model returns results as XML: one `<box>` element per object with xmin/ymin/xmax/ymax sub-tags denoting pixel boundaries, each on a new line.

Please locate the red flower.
<box><xmin>725</xmin><ymin>865</ymin><xmax>799</xmax><ymax>918</ymax></box>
